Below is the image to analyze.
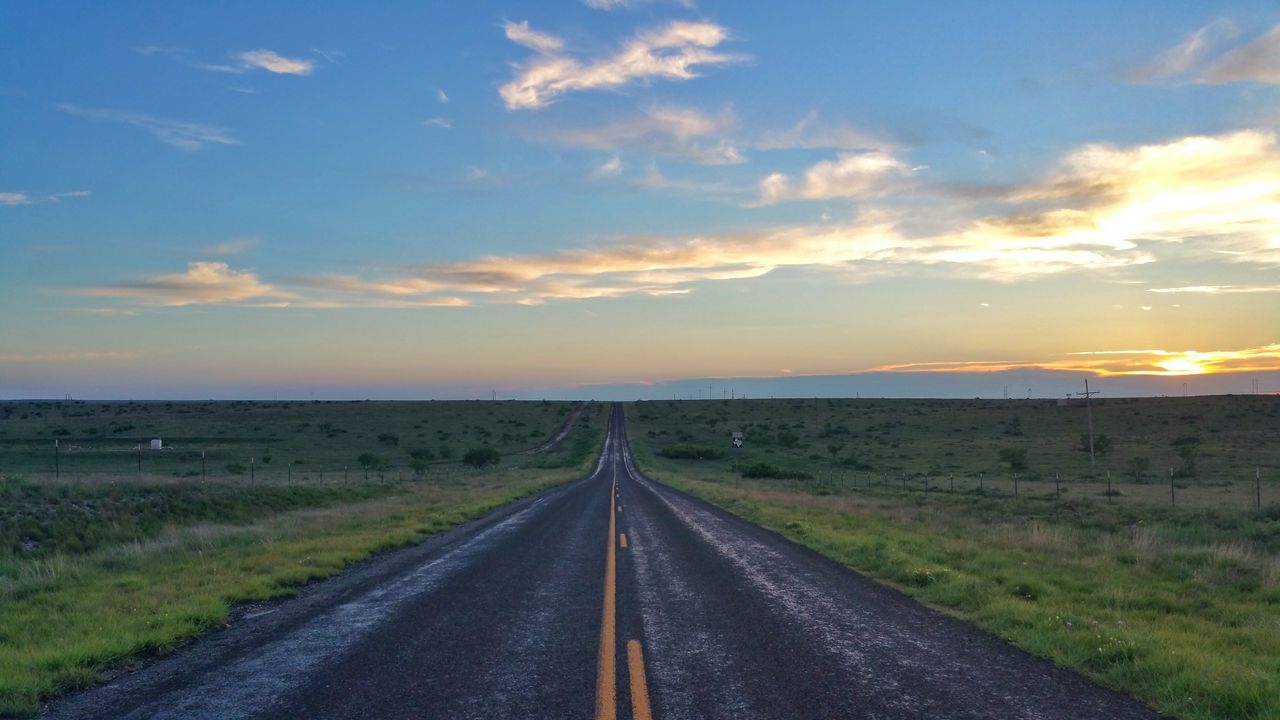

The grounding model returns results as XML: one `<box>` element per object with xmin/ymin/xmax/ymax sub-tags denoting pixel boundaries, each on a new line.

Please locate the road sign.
<box><xmin>731</xmin><ymin>431</ymin><xmax>743</xmax><ymax>448</ymax></box>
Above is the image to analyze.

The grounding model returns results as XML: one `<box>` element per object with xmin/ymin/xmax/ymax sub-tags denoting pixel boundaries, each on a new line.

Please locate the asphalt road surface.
<box><xmin>44</xmin><ymin>404</ymin><xmax>1164</xmax><ymax>719</ymax></box>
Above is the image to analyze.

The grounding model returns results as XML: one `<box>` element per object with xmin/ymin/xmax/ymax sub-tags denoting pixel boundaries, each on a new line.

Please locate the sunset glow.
<box><xmin>3</xmin><ymin>4</ymin><xmax>1279</xmax><ymax>399</ymax></box>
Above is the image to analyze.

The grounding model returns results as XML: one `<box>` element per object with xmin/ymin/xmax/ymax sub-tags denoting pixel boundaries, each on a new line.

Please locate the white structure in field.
<box><xmin>150</xmin><ymin>438</ymin><xmax>163</xmax><ymax>450</ymax></box>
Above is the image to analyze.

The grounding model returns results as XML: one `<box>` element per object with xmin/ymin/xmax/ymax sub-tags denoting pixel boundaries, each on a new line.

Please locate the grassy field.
<box><xmin>625</xmin><ymin>397</ymin><xmax>1280</xmax><ymax>720</ymax></box>
<box><xmin>0</xmin><ymin>399</ymin><xmax>583</xmax><ymax>483</ymax></box>
<box><xmin>0</xmin><ymin>400</ymin><xmax>605</xmax><ymax>717</ymax></box>
<box><xmin>628</xmin><ymin>395</ymin><xmax>1280</xmax><ymax>510</ymax></box>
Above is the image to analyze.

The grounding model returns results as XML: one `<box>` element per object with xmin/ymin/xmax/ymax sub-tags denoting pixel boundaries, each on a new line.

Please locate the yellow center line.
<box><xmin>595</xmin><ymin>462</ymin><xmax>618</xmax><ymax>720</ymax></box>
<box><xmin>627</xmin><ymin>640</ymin><xmax>653</xmax><ymax>720</ymax></box>
<box><xmin>619</xmin><ymin>533</ymin><xmax>628</xmax><ymax>548</ymax></box>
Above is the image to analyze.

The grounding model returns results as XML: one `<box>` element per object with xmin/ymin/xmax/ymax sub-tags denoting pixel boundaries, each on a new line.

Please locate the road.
<box><xmin>44</xmin><ymin>404</ymin><xmax>1163</xmax><ymax>719</ymax></box>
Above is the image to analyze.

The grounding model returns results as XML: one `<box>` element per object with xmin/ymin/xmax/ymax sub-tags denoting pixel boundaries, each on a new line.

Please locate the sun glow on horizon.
<box><xmin>866</xmin><ymin>344</ymin><xmax>1280</xmax><ymax>378</ymax></box>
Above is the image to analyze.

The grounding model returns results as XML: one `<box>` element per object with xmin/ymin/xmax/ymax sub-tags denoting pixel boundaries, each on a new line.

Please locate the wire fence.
<box><xmin>794</xmin><ymin>467</ymin><xmax>1278</xmax><ymax>513</ymax></box>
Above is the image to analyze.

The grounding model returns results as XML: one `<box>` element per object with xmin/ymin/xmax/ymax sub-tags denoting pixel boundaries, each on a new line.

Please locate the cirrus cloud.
<box><xmin>74</xmin><ymin>262</ymin><xmax>287</xmax><ymax>307</ymax></box>
<box><xmin>499</xmin><ymin>20</ymin><xmax>746</xmax><ymax>110</ymax></box>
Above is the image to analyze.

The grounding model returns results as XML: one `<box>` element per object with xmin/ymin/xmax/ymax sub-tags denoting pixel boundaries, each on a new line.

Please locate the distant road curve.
<box><xmin>43</xmin><ymin>404</ymin><xmax>1163</xmax><ymax>719</ymax></box>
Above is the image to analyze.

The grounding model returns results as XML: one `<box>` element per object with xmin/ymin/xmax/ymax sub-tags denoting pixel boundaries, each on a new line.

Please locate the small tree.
<box><xmin>1077</xmin><ymin>433</ymin><xmax>1112</xmax><ymax>455</ymax></box>
<box><xmin>357</xmin><ymin>452</ymin><xmax>380</xmax><ymax>470</ymax></box>
<box><xmin>1127</xmin><ymin>455</ymin><xmax>1151</xmax><ymax>482</ymax></box>
<box><xmin>998</xmin><ymin>447</ymin><xmax>1028</xmax><ymax>472</ymax></box>
<box><xmin>1171</xmin><ymin>436</ymin><xmax>1200</xmax><ymax>477</ymax></box>
<box><xmin>463</xmin><ymin>446</ymin><xmax>501</xmax><ymax>469</ymax></box>
<box><xmin>409</xmin><ymin>458</ymin><xmax>428</xmax><ymax>476</ymax></box>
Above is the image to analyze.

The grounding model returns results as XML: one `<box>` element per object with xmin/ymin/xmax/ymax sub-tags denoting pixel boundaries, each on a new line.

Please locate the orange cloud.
<box><xmin>869</xmin><ymin>345</ymin><xmax>1280</xmax><ymax>377</ymax></box>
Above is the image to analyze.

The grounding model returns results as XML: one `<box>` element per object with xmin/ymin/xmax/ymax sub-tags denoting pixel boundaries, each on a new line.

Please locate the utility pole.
<box><xmin>54</xmin><ymin>439</ymin><xmax>60</xmax><ymax>480</ymax></box>
<box><xmin>1070</xmin><ymin>378</ymin><xmax>1101</xmax><ymax>466</ymax></box>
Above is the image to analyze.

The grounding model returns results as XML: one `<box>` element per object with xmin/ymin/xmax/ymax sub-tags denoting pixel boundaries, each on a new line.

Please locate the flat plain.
<box><xmin>2</xmin><ymin>395</ymin><xmax>1277</xmax><ymax>719</ymax></box>
<box><xmin>0</xmin><ymin>399</ymin><xmax>605</xmax><ymax>717</ymax></box>
<box><xmin>624</xmin><ymin>395</ymin><xmax>1280</xmax><ymax>720</ymax></box>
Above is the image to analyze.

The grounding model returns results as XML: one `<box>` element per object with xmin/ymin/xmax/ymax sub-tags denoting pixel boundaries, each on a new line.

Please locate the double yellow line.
<box><xmin>596</xmin><ymin>462</ymin><xmax>652</xmax><ymax>720</ymax></box>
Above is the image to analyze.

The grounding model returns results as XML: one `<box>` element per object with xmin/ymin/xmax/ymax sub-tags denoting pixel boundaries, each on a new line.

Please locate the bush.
<box><xmin>741</xmin><ymin>463</ymin><xmax>812</xmax><ymax>480</ymax></box>
<box><xmin>660</xmin><ymin>444</ymin><xmax>727</xmax><ymax>460</ymax></box>
<box><xmin>463</xmin><ymin>446</ymin><xmax>501</xmax><ymax>469</ymax></box>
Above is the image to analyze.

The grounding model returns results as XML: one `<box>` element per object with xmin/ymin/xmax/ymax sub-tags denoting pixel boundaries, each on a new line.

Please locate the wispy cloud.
<box><xmin>198</xmin><ymin>237</ymin><xmax>259</xmax><ymax>256</ymax></box>
<box><xmin>590</xmin><ymin>155</ymin><xmax>624</xmax><ymax>180</ymax></box>
<box><xmin>1148</xmin><ymin>285</ymin><xmax>1280</xmax><ymax>294</ymax></box>
<box><xmin>73</xmin><ymin>262</ymin><xmax>286</xmax><ymax>306</ymax></box>
<box><xmin>503</xmin><ymin>20</ymin><xmax>565</xmax><ymax>54</ymax></box>
<box><xmin>137</xmin><ymin>45</ymin><xmax>317</xmax><ymax>76</ymax></box>
<box><xmin>1126</xmin><ymin>20</ymin><xmax>1280</xmax><ymax>85</ymax></box>
<box><xmin>869</xmin><ymin>344</ymin><xmax>1280</xmax><ymax>377</ymax></box>
<box><xmin>0</xmin><ymin>351</ymin><xmax>138</xmax><ymax>363</ymax></box>
<box><xmin>436</xmin><ymin>88</ymin><xmax>449</xmax><ymax>104</ymax></box>
<box><xmin>57</xmin><ymin>104</ymin><xmax>238</xmax><ymax>150</ymax></box>
<box><xmin>1123</xmin><ymin>18</ymin><xmax>1238</xmax><ymax>83</ymax></box>
<box><xmin>531</xmin><ymin>105</ymin><xmax>742</xmax><ymax>165</ymax></box>
<box><xmin>757</xmin><ymin>112</ymin><xmax>894</xmax><ymax>151</ymax></box>
<box><xmin>758</xmin><ymin>150</ymin><xmax>910</xmax><ymax>204</ymax></box>
<box><xmin>499</xmin><ymin>20</ymin><xmax>746</xmax><ymax>110</ymax></box>
<box><xmin>70</xmin><ymin>130</ymin><xmax>1280</xmax><ymax>308</ymax></box>
<box><xmin>1202</xmin><ymin>23</ymin><xmax>1280</xmax><ymax>84</ymax></box>
<box><xmin>583</xmin><ymin>0</ymin><xmax>695</xmax><ymax>9</ymax></box>
<box><xmin>424</xmin><ymin>117</ymin><xmax>453</xmax><ymax>130</ymax></box>
<box><xmin>311</xmin><ymin>48</ymin><xmax>345</xmax><ymax>65</ymax></box>
<box><xmin>1</xmin><ymin>190</ymin><xmax>91</xmax><ymax>206</ymax></box>
<box><xmin>203</xmin><ymin>49</ymin><xmax>316</xmax><ymax>75</ymax></box>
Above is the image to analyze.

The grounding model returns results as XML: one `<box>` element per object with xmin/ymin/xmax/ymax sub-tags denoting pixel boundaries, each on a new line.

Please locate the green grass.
<box><xmin>625</xmin><ymin>398</ymin><xmax>1280</xmax><ymax>720</ymax></box>
<box><xmin>0</xmin><ymin>401</ymin><xmax>605</xmax><ymax>717</ymax></box>
<box><xmin>627</xmin><ymin>396</ymin><xmax>1280</xmax><ymax>510</ymax></box>
<box><xmin>0</xmin><ymin>399</ymin><xmax>585</xmax><ymax>482</ymax></box>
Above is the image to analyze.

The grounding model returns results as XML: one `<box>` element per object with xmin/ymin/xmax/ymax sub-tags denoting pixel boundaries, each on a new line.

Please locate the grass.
<box><xmin>0</xmin><ymin>401</ymin><xmax>605</xmax><ymax>717</ymax></box>
<box><xmin>0</xmin><ymin>399</ymin><xmax>585</xmax><ymax>482</ymax></box>
<box><xmin>627</xmin><ymin>396</ymin><xmax>1280</xmax><ymax>510</ymax></box>
<box><xmin>625</xmin><ymin>398</ymin><xmax>1280</xmax><ymax>720</ymax></box>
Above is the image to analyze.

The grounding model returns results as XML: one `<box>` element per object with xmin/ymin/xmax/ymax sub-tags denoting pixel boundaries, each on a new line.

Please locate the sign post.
<box><xmin>731</xmin><ymin>431</ymin><xmax>744</xmax><ymax>480</ymax></box>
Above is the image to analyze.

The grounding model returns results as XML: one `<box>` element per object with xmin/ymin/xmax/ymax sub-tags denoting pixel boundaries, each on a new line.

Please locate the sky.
<box><xmin>2</xmin><ymin>1</ymin><xmax>1280</xmax><ymax>400</ymax></box>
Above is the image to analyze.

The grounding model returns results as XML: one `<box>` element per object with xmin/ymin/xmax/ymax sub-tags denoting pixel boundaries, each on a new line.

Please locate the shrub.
<box><xmin>741</xmin><ymin>463</ymin><xmax>812</xmax><ymax>480</ymax></box>
<box><xmin>463</xmin><ymin>446</ymin><xmax>501</xmax><ymax>469</ymax></box>
<box><xmin>660</xmin><ymin>444</ymin><xmax>727</xmax><ymax>460</ymax></box>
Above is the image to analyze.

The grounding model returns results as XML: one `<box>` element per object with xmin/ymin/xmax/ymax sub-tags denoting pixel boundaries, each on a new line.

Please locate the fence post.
<box><xmin>251</xmin><ymin>457</ymin><xmax>255</xmax><ymax>485</ymax></box>
<box><xmin>1055</xmin><ymin>471</ymin><xmax>1060</xmax><ymax>499</ymax></box>
<box><xmin>1107</xmin><ymin>470</ymin><xmax>1112</xmax><ymax>505</ymax></box>
<box><xmin>1169</xmin><ymin>467</ymin><xmax>1175</xmax><ymax>509</ymax></box>
<box><xmin>1258</xmin><ymin>468</ymin><xmax>1262</xmax><ymax>511</ymax></box>
<box><xmin>979</xmin><ymin>472</ymin><xmax>984</xmax><ymax>495</ymax></box>
<box><xmin>1014</xmin><ymin>472</ymin><xmax>1019</xmax><ymax>499</ymax></box>
<box><xmin>201</xmin><ymin>450</ymin><xmax>206</xmax><ymax>482</ymax></box>
<box><xmin>950</xmin><ymin>473</ymin><xmax>954</xmax><ymax>493</ymax></box>
<box><xmin>902</xmin><ymin>472</ymin><xmax>907</xmax><ymax>492</ymax></box>
<box><xmin>924</xmin><ymin>473</ymin><xmax>930</xmax><ymax>493</ymax></box>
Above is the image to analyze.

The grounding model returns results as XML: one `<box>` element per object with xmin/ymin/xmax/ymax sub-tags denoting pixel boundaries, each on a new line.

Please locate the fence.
<box><xmin>796</xmin><ymin>467</ymin><xmax>1277</xmax><ymax>513</ymax></box>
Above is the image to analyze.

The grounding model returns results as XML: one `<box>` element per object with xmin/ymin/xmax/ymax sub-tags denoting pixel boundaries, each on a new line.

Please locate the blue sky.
<box><xmin>2</xmin><ymin>1</ymin><xmax>1280</xmax><ymax>399</ymax></box>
